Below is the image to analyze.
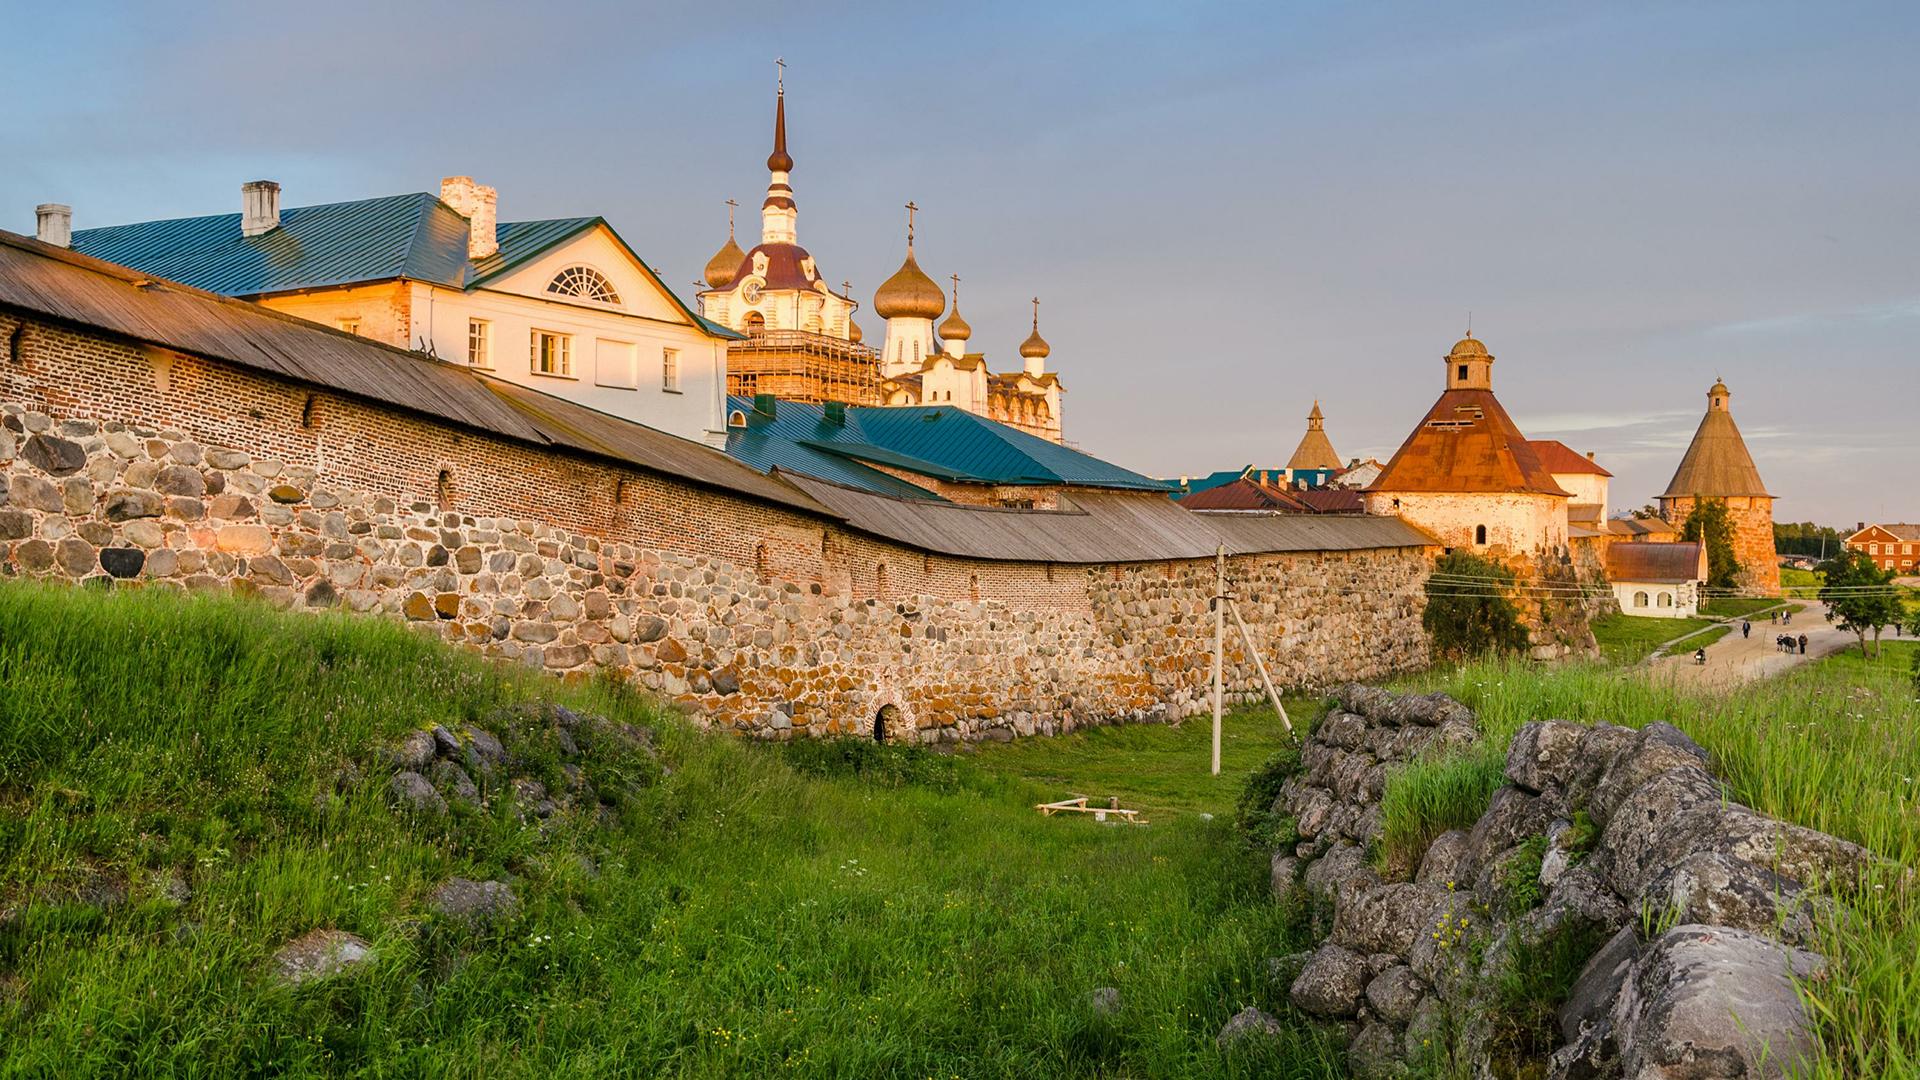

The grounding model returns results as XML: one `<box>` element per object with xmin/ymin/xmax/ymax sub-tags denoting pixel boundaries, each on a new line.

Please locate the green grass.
<box><xmin>1781</xmin><ymin>567</ymin><xmax>1826</xmax><ymax>592</ymax></box>
<box><xmin>1701</xmin><ymin>596</ymin><xmax>1790</xmax><ymax>618</ymax></box>
<box><xmin>0</xmin><ymin>582</ymin><xmax>1344</xmax><ymax>1078</ymax></box>
<box><xmin>1589</xmin><ymin>612</ymin><xmax>1719</xmax><ymax>664</ymax></box>
<box><xmin>1392</xmin><ymin>646</ymin><xmax>1920</xmax><ymax>1078</ymax></box>
<box><xmin>1376</xmin><ymin>750</ymin><xmax>1506</xmax><ymax>878</ymax></box>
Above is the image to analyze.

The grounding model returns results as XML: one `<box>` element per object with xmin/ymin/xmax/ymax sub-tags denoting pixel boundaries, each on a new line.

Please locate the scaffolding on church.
<box><xmin>725</xmin><ymin>330</ymin><xmax>882</xmax><ymax>406</ymax></box>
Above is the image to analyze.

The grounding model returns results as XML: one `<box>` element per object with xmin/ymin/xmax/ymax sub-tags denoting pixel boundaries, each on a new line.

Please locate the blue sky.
<box><xmin>4</xmin><ymin>1</ymin><xmax>1915</xmax><ymax>523</ymax></box>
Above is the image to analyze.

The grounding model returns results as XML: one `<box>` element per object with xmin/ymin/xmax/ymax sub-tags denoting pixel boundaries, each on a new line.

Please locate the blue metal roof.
<box><xmin>722</xmin><ymin>397</ymin><xmax>1173</xmax><ymax>498</ymax></box>
<box><xmin>69</xmin><ymin>192</ymin><xmax>736</xmax><ymax>339</ymax></box>
<box><xmin>722</xmin><ymin>399</ymin><xmax>944</xmax><ymax>501</ymax></box>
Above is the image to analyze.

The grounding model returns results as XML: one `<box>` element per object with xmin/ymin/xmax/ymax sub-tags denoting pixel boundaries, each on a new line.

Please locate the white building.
<box><xmin>61</xmin><ymin>178</ymin><xmax>736</xmax><ymax>446</ymax></box>
<box><xmin>1605</xmin><ymin>541</ymin><xmax>1708</xmax><ymax>617</ymax></box>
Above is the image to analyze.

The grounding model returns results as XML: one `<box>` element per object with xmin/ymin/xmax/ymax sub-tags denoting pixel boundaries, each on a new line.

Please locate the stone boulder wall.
<box><xmin>0</xmin><ymin>374</ymin><xmax>1430</xmax><ymax>745</ymax></box>
<box><xmin>1260</xmin><ymin>685</ymin><xmax>1867</xmax><ymax>1079</ymax></box>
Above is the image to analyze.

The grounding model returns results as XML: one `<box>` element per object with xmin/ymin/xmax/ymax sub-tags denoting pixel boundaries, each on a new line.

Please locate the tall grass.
<box><xmin>0</xmin><ymin>582</ymin><xmax>1343</xmax><ymax>1078</ymax></box>
<box><xmin>1376</xmin><ymin>750</ymin><xmax>1506</xmax><ymax>877</ymax></box>
<box><xmin>1398</xmin><ymin>648</ymin><xmax>1920</xmax><ymax>1077</ymax></box>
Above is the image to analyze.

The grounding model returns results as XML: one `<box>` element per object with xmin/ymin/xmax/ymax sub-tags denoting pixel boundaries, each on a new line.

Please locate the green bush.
<box><xmin>1423</xmin><ymin>552</ymin><xmax>1530</xmax><ymax>663</ymax></box>
<box><xmin>775</xmin><ymin>735</ymin><xmax>978</xmax><ymax>793</ymax></box>
<box><xmin>1234</xmin><ymin>743</ymin><xmax>1303</xmax><ymax>850</ymax></box>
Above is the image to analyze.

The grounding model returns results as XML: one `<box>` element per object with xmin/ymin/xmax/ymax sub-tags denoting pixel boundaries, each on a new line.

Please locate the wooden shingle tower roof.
<box><xmin>1661</xmin><ymin>380</ymin><xmax>1770</xmax><ymax>498</ymax></box>
<box><xmin>1285</xmin><ymin>401</ymin><xmax>1343</xmax><ymax>471</ymax></box>
<box><xmin>1367</xmin><ymin>335</ymin><xmax>1570</xmax><ymax>497</ymax></box>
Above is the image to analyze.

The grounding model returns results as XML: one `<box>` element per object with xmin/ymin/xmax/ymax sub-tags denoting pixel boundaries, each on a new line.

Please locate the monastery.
<box><xmin>698</xmin><ymin>76</ymin><xmax>1064</xmax><ymax>442</ymax></box>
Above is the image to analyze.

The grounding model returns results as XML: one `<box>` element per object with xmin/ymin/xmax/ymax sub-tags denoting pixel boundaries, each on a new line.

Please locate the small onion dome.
<box><xmin>1709</xmin><ymin>378</ymin><xmax>1730</xmax><ymax>396</ymax></box>
<box><xmin>1447</xmin><ymin>334</ymin><xmax>1490</xmax><ymax>359</ymax></box>
<box><xmin>704</xmin><ymin>234</ymin><xmax>746</xmax><ymax>288</ymax></box>
<box><xmin>873</xmin><ymin>249</ymin><xmax>944</xmax><ymax>320</ymax></box>
<box><xmin>848</xmin><ymin>316</ymin><xmax>863</xmax><ymax>344</ymax></box>
<box><xmin>1019</xmin><ymin>324</ymin><xmax>1050</xmax><ymax>360</ymax></box>
<box><xmin>937</xmin><ymin>304</ymin><xmax>971</xmax><ymax>343</ymax></box>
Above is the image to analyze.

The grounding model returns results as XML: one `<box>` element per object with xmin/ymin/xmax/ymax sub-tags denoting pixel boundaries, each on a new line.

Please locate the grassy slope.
<box><xmin>0</xmin><ymin>583</ymin><xmax>1340</xmax><ymax>1079</ymax></box>
<box><xmin>1389</xmin><ymin>647</ymin><xmax>1920</xmax><ymax>1078</ymax></box>
<box><xmin>1589</xmin><ymin>612</ymin><xmax>1725</xmax><ymax>664</ymax></box>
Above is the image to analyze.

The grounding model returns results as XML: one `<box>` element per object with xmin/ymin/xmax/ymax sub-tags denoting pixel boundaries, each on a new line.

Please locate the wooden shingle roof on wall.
<box><xmin>1662</xmin><ymin>394</ymin><xmax>1770</xmax><ymax>499</ymax></box>
<box><xmin>1605</xmin><ymin>541</ymin><xmax>1707</xmax><ymax>584</ymax></box>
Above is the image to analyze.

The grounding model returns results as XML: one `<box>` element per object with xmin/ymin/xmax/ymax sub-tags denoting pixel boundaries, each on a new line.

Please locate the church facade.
<box><xmin>698</xmin><ymin>81</ymin><xmax>1065</xmax><ymax>443</ymax></box>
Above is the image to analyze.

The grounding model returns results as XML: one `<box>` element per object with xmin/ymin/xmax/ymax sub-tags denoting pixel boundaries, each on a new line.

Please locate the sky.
<box><xmin>3</xmin><ymin>0</ymin><xmax>1914</xmax><ymax>525</ymax></box>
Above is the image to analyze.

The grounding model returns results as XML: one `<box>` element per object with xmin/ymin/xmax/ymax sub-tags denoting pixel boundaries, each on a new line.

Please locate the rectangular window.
<box><xmin>337</xmin><ymin>317</ymin><xmax>361</xmax><ymax>336</ymax></box>
<box><xmin>467</xmin><ymin>319</ymin><xmax>491</xmax><ymax>368</ymax></box>
<box><xmin>662</xmin><ymin>347</ymin><xmax>681</xmax><ymax>392</ymax></box>
<box><xmin>530</xmin><ymin>330</ymin><xmax>572</xmax><ymax>377</ymax></box>
<box><xmin>595</xmin><ymin>338</ymin><xmax>638</xmax><ymax>389</ymax></box>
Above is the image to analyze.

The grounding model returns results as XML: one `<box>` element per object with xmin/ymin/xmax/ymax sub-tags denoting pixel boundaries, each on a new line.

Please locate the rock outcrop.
<box><xmin>1256</xmin><ymin>684</ymin><xmax>1864</xmax><ymax>1079</ymax></box>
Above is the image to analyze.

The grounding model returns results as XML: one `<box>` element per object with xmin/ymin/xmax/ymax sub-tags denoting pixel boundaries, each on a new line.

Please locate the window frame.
<box><xmin>530</xmin><ymin>328</ymin><xmax>575</xmax><ymax>378</ymax></box>
<box><xmin>337</xmin><ymin>317</ymin><xmax>362</xmax><ymax>336</ymax></box>
<box><xmin>467</xmin><ymin>318</ymin><xmax>492</xmax><ymax>369</ymax></box>
<box><xmin>661</xmin><ymin>347</ymin><xmax>681</xmax><ymax>393</ymax></box>
<box><xmin>546</xmin><ymin>265</ymin><xmax>622</xmax><ymax>306</ymax></box>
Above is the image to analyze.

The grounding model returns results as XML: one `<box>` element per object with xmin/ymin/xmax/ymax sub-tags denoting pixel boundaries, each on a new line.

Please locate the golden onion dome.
<box><xmin>1447</xmin><ymin>334</ymin><xmax>1490</xmax><ymax>359</ymax></box>
<box><xmin>937</xmin><ymin>304</ymin><xmax>971</xmax><ymax>342</ymax></box>
<box><xmin>1019</xmin><ymin>325</ymin><xmax>1050</xmax><ymax>360</ymax></box>
<box><xmin>704</xmin><ymin>234</ymin><xmax>746</xmax><ymax>289</ymax></box>
<box><xmin>848</xmin><ymin>316</ymin><xmax>863</xmax><ymax>344</ymax></box>
<box><xmin>872</xmin><ymin>248</ymin><xmax>945</xmax><ymax>320</ymax></box>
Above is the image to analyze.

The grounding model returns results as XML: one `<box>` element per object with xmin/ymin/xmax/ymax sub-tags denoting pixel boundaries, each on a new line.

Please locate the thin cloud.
<box><xmin>1705</xmin><ymin>297</ymin><xmax>1920</xmax><ymax>336</ymax></box>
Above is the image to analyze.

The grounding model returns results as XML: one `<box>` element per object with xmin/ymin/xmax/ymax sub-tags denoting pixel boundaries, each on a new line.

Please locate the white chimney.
<box><xmin>35</xmin><ymin>204</ymin><xmax>72</xmax><ymax>248</ymax></box>
<box><xmin>241</xmin><ymin>180</ymin><xmax>281</xmax><ymax>237</ymax></box>
<box><xmin>439</xmin><ymin>176</ymin><xmax>498</xmax><ymax>259</ymax></box>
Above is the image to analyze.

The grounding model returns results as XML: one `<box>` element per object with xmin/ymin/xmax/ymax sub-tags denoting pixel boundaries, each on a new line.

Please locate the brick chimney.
<box><xmin>439</xmin><ymin>176</ymin><xmax>498</xmax><ymax>260</ymax></box>
<box><xmin>35</xmin><ymin>204</ymin><xmax>72</xmax><ymax>248</ymax></box>
<box><xmin>241</xmin><ymin>180</ymin><xmax>281</xmax><ymax>237</ymax></box>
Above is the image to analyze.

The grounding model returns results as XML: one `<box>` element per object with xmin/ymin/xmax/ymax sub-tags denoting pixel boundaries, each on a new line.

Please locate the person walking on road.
<box><xmin>1798</xmin><ymin>633</ymin><xmax>1808</xmax><ymax>655</ymax></box>
<box><xmin>1742</xmin><ymin>620</ymin><xmax>1751</xmax><ymax>639</ymax></box>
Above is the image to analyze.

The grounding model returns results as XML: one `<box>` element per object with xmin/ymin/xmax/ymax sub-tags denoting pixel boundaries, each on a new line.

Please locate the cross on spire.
<box><xmin>904</xmin><ymin>201</ymin><xmax>918</xmax><ymax>246</ymax></box>
<box><xmin>775</xmin><ymin>57</ymin><xmax>785</xmax><ymax>94</ymax></box>
<box><xmin>950</xmin><ymin>273</ymin><xmax>960</xmax><ymax>304</ymax></box>
<box><xmin>725</xmin><ymin>198</ymin><xmax>737</xmax><ymax>238</ymax></box>
<box><xmin>1031</xmin><ymin>296</ymin><xmax>1040</xmax><ymax>329</ymax></box>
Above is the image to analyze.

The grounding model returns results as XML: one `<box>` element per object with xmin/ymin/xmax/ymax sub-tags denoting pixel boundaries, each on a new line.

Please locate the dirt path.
<box><xmin>1647</xmin><ymin>602</ymin><xmax>1860</xmax><ymax>688</ymax></box>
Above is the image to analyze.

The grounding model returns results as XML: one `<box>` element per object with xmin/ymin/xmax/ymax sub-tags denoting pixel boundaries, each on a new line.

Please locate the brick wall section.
<box><xmin>1661</xmin><ymin>495</ymin><xmax>1780</xmax><ymax>596</ymax></box>
<box><xmin>0</xmin><ymin>311</ymin><xmax>1433</xmax><ymax>741</ymax></box>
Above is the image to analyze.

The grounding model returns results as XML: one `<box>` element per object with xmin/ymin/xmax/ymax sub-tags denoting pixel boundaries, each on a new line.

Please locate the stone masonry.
<box><xmin>0</xmin><ymin>311</ymin><xmax>1433</xmax><ymax>741</ymax></box>
<box><xmin>1260</xmin><ymin>685</ymin><xmax>1869</xmax><ymax>1079</ymax></box>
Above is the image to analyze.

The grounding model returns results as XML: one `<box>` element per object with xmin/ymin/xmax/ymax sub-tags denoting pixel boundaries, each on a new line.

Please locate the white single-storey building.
<box><xmin>1606</xmin><ymin>541</ymin><xmax>1708</xmax><ymax>617</ymax></box>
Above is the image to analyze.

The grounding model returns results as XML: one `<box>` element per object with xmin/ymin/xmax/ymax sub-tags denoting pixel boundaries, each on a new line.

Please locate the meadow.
<box><xmin>0</xmin><ymin>582</ymin><xmax>1339</xmax><ymax>1079</ymax></box>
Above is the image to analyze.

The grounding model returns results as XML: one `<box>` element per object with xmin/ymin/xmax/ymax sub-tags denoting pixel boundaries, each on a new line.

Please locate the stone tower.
<box><xmin>1657</xmin><ymin>380</ymin><xmax>1778</xmax><ymax>595</ymax></box>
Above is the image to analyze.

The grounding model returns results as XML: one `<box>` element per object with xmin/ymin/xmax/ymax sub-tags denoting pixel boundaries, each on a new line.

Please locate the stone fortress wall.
<box><xmin>1254</xmin><ymin>684</ymin><xmax>1865</xmax><ymax>1078</ymax></box>
<box><xmin>0</xmin><ymin>310</ymin><xmax>1433</xmax><ymax>742</ymax></box>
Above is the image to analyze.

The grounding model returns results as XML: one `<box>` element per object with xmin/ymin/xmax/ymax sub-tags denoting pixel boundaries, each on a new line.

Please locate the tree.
<box><xmin>1423</xmin><ymin>551</ymin><xmax>1530</xmax><ymax>663</ymax></box>
<box><xmin>1680</xmin><ymin>497</ymin><xmax>1741</xmax><ymax>591</ymax></box>
<box><xmin>1816</xmin><ymin>549</ymin><xmax>1902</xmax><ymax>658</ymax></box>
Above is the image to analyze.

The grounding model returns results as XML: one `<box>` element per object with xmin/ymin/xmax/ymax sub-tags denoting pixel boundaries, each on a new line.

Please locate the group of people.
<box><xmin>1736</xmin><ymin>615</ymin><xmax>1808</xmax><ymax>655</ymax></box>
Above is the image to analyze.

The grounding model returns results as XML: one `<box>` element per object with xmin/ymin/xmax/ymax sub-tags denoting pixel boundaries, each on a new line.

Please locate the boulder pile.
<box><xmin>1254</xmin><ymin>684</ymin><xmax>1867</xmax><ymax>1079</ymax></box>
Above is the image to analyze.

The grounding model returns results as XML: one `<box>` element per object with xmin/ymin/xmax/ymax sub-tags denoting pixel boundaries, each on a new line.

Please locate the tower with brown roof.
<box><xmin>1285</xmin><ymin>402</ymin><xmax>1343</xmax><ymax>472</ymax></box>
<box><xmin>1657</xmin><ymin>380</ymin><xmax>1778</xmax><ymax>594</ymax></box>
<box><xmin>1363</xmin><ymin>333</ymin><xmax>1571</xmax><ymax>555</ymax></box>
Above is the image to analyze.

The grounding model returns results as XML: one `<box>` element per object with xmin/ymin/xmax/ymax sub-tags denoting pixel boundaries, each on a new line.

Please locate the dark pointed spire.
<box><xmin>767</xmin><ymin>59</ymin><xmax>793</xmax><ymax>174</ymax></box>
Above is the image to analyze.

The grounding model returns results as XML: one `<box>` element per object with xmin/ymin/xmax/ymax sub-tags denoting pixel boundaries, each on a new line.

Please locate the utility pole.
<box><xmin>1211</xmin><ymin>544</ymin><xmax>1225</xmax><ymax>776</ymax></box>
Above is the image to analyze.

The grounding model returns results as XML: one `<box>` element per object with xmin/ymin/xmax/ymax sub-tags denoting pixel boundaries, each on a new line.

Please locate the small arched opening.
<box><xmin>1474</xmin><ymin>524</ymin><xmax>1488</xmax><ymax>546</ymax></box>
<box><xmin>1633</xmin><ymin>590</ymin><xmax>1649</xmax><ymax>609</ymax></box>
<box><xmin>743</xmin><ymin>311</ymin><xmax>766</xmax><ymax>337</ymax></box>
<box><xmin>874</xmin><ymin>704</ymin><xmax>898</xmax><ymax>744</ymax></box>
<box><xmin>435</xmin><ymin>468</ymin><xmax>455</xmax><ymax>512</ymax></box>
<box><xmin>1658</xmin><ymin>591</ymin><xmax>1673</xmax><ymax>609</ymax></box>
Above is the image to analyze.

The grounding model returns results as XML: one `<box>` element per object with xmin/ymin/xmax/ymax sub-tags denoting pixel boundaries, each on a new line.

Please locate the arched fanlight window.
<box><xmin>548</xmin><ymin>266</ymin><xmax>621</xmax><ymax>304</ymax></box>
<box><xmin>1474</xmin><ymin>524</ymin><xmax>1488</xmax><ymax>545</ymax></box>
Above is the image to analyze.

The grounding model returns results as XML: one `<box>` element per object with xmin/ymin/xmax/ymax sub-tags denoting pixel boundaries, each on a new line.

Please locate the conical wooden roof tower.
<box><xmin>1661</xmin><ymin>380</ymin><xmax>1770</xmax><ymax>498</ymax></box>
<box><xmin>1286</xmin><ymin>401</ymin><xmax>1343</xmax><ymax>471</ymax></box>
